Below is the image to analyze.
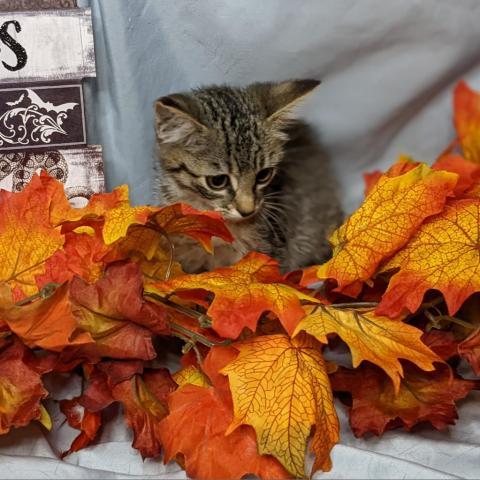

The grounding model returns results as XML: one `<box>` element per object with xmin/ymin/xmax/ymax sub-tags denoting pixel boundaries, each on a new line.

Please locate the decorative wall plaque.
<box><xmin>0</xmin><ymin>8</ymin><xmax>95</xmax><ymax>83</ymax></box>
<box><xmin>0</xmin><ymin>0</ymin><xmax>77</xmax><ymax>11</ymax></box>
<box><xmin>0</xmin><ymin>145</ymin><xmax>104</xmax><ymax>207</ymax></box>
<box><xmin>0</xmin><ymin>83</ymin><xmax>86</xmax><ymax>151</ymax></box>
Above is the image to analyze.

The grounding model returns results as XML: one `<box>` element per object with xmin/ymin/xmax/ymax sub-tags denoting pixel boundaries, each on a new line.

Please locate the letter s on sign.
<box><xmin>0</xmin><ymin>20</ymin><xmax>27</xmax><ymax>72</ymax></box>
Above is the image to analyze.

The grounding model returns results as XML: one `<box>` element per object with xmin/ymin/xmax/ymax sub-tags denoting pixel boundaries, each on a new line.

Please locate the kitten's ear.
<box><xmin>253</xmin><ymin>79</ymin><xmax>321</xmax><ymax>122</ymax></box>
<box><xmin>155</xmin><ymin>94</ymin><xmax>206</xmax><ymax>145</ymax></box>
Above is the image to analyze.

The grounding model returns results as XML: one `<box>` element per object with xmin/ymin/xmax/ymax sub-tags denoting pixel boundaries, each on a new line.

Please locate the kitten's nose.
<box><xmin>237</xmin><ymin>207</ymin><xmax>256</xmax><ymax>218</ymax></box>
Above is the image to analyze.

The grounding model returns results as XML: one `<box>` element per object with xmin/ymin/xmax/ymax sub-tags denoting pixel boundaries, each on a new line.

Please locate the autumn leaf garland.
<box><xmin>0</xmin><ymin>80</ymin><xmax>480</xmax><ymax>479</ymax></box>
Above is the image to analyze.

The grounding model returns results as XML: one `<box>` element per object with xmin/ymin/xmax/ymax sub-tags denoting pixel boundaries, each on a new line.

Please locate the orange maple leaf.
<box><xmin>303</xmin><ymin>164</ymin><xmax>457</xmax><ymax>292</ymax></box>
<box><xmin>377</xmin><ymin>198</ymin><xmax>480</xmax><ymax>317</ymax></box>
<box><xmin>147</xmin><ymin>252</ymin><xmax>317</xmax><ymax>339</ymax></box>
<box><xmin>160</xmin><ymin>346</ymin><xmax>290</xmax><ymax>480</ymax></box>
<box><xmin>331</xmin><ymin>363</ymin><xmax>475</xmax><ymax>436</ymax></box>
<box><xmin>69</xmin><ymin>263</ymin><xmax>166</xmax><ymax>360</ymax></box>
<box><xmin>293</xmin><ymin>304</ymin><xmax>439</xmax><ymax>392</ymax></box>
<box><xmin>77</xmin><ymin>363</ymin><xmax>176</xmax><ymax>458</ymax></box>
<box><xmin>454</xmin><ymin>80</ymin><xmax>480</xmax><ymax>163</ymax></box>
<box><xmin>0</xmin><ymin>283</ymin><xmax>92</xmax><ymax>352</ymax></box>
<box><xmin>458</xmin><ymin>328</ymin><xmax>480</xmax><ymax>375</ymax></box>
<box><xmin>221</xmin><ymin>333</ymin><xmax>339</xmax><ymax>477</ymax></box>
<box><xmin>363</xmin><ymin>155</ymin><xmax>420</xmax><ymax>197</ymax></box>
<box><xmin>103</xmin><ymin>224</ymin><xmax>184</xmax><ymax>280</ymax></box>
<box><xmin>37</xmin><ymin>225</ymin><xmax>110</xmax><ymax>288</ymax></box>
<box><xmin>112</xmin><ymin>370</ymin><xmax>176</xmax><ymax>458</ymax></box>
<box><xmin>60</xmin><ymin>397</ymin><xmax>101</xmax><ymax>457</ymax></box>
<box><xmin>0</xmin><ymin>340</ymin><xmax>48</xmax><ymax>434</ymax></box>
<box><xmin>0</xmin><ymin>175</ymin><xmax>64</xmax><ymax>298</ymax></box>
<box><xmin>432</xmin><ymin>154</ymin><xmax>480</xmax><ymax>197</ymax></box>
<box><xmin>151</xmin><ymin>203</ymin><xmax>234</xmax><ymax>253</ymax></box>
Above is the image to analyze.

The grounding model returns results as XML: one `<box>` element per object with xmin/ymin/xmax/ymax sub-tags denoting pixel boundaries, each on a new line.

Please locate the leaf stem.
<box><xmin>432</xmin><ymin>314</ymin><xmax>476</xmax><ymax>331</ymax></box>
<box><xmin>172</xmin><ymin>332</ymin><xmax>204</xmax><ymax>364</ymax></box>
<box><xmin>170</xmin><ymin>321</ymin><xmax>231</xmax><ymax>348</ymax></box>
<box><xmin>331</xmin><ymin>301</ymin><xmax>378</xmax><ymax>309</ymax></box>
<box><xmin>15</xmin><ymin>282</ymin><xmax>61</xmax><ymax>306</ymax></box>
<box><xmin>144</xmin><ymin>291</ymin><xmax>212</xmax><ymax>328</ymax></box>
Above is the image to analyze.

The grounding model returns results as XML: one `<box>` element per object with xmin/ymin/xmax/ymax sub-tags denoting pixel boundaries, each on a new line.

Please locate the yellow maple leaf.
<box><xmin>103</xmin><ymin>202</ymin><xmax>156</xmax><ymax>245</ymax></box>
<box><xmin>221</xmin><ymin>333</ymin><xmax>339</xmax><ymax>477</ymax></box>
<box><xmin>378</xmin><ymin>198</ymin><xmax>480</xmax><ymax>318</ymax></box>
<box><xmin>293</xmin><ymin>305</ymin><xmax>439</xmax><ymax>393</ymax></box>
<box><xmin>303</xmin><ymin>165</ymin><xmax>457</xmax><ymax>292</ymax></box>
<box><xmin>0</xmin><ymin>177</ymin><xmax>64</xmax><ymax>297</ymax></box>
<box><xmin>173</xmin><ymin>365</ymin><xmax>210</xmax><ymax>388</ymax></box>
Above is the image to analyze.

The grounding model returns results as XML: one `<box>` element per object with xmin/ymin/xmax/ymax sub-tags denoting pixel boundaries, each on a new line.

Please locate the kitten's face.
<box><xmin>158</xmin><ymin>121</ymin><xmax>283</xmax><ymax>221</ymax></box>
<box><xmin>155</xmin><ymin>80</ymin><xmax>319</xmax><ymax>222</ymax></box>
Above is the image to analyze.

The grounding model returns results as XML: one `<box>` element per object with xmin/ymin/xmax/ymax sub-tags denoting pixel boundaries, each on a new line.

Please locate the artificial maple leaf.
<box><xmin>104</xmin><ymin>225</ymin><xmax>184</xmax><ymax>280</ymax></box>
<box><xmin>173</xmin><ymin>365</ymin><xmax>210</xmax><ymax>388</ymax></box>
<box><xmin>331</xmin><ymin>363</ymin><xmax>475</xmax><ymax>436</ymax></box>
<box><xmin>160</xmin><ymin>346</ymin><xmax>289</xmax><ymax>480</ymax></box>
<box><xmin>0</xmin><ymin>175</ymin><xmax>64</xmax><ymax>298</ymax></box>
<box><xmin>37</xmin><ymin>226</ymin><xmax>109</xmax><ymax>288</ymax></box>
<box><xmin>112</xmin><ymin>369</ymin><xmax>176</xmax><ymax>458</ymax></box>
<box><xmin>76</xmin><ymin>363</ymin><xmax>175</xmax><ymax>457</ymax></box>
<box><xmin>453</xmin><ymin>80</ymin><xmax>480</xmax><ymax>163</ymax></box>
<box><xmin>161</xmin><ymin>384</ymin><xmax>290</xmax><ymax>480</ymax></box>
<box><xmin>47</xmin><ymin>182</ymin><xmax>157</xmax><ymax>246</ymax></box>
<box><xmin>151</xmin><ymin>203</ymin><xmax>234</xmax><ymax>253</ymax></box>
<box><xmin>377</xmin><ymin>198</ymin><xmax>480</xmax><ymax>317</ymax></box>
<box><xmin>147</xmin><ymin>252</ymin><xmax>317</xmax><ymax>339</ymax></box>
<box><xmin>73</xmin><ymin>261</ymin><xmax>170</xmax><ymax>334</ymax></box>
<box><xmin>101</xmin><ymin>194</ymin><xmax>156</xmax><ymax>245</ymax></box>
<box><xmin>0</xmin><ymin>283</ymin><xmax>92</xmax><ymax>352</ymax></box>
<box><xmin>458</xmin><ymin>328</ymin><xmax>480</xmax><ymax>375</ymax></box>
<box><xmin>293</xmin><ymin>304</ymin><xmax>439</xmax><ymax>392</ymax></box>
<box><xmin>79</xmin><ymin>360</ymin><xmax>144</xmax><ymax>412</ymax></box>
<box><xmin>69</xmin><ymin>263</ymin><xmax>166</xmax><ymax>360</ymax></box>
<box><xmin>303</xmin><ymin>164</ymin><xmax>457</xmax><ymax>292</ymax></box>
<box><xmin>363</xmin><ymin>155</ymin><xmax>420</xmax><ymax>197</ymax></box>
<box><xmin>60</xmin><ymin>397</ymin><xmax>101</xmax><ymax>457</ymax></box>
<box><xmin>421</xmin><ymin>330</ymin><xmax>459</xmax><ymax>361</ymax></box>
<box><xmin>221</xmin><ymin>333</ymin><xmax>339</xmax><ymax>477</ymax></box>
<box><xmin>432</xmin><ymin>154</ymin><xmax>480</xmax><ymax>196</ymax></box>
<box><xmin>48</xmin><ymin>179</ymin><xmax>126</xmax><ymax>226</ymax></box>
<box><xmin>0</xmin><ymin>340</ymin><xmax>48</xmax><ymax>434</ymax></box>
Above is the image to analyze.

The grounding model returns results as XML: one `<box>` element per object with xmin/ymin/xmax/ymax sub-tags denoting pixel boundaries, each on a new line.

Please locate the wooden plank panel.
<box><xmin>0</xmin><ymin>145</ymin><xmax>104</xmax><ymax>207</ymax></box>
<box><xmin>0</xmin><ymin>8</ymin><xmax>95</xmax><ymax>83</ymax></box>
<box><xmin>0</xmin><ymin>0</ymin><xmax>77</xmax><ymax>11</ymax></box>
<box><xmin>0</xmin><ymin>83</ymin><xmax>86</xmax><ymax>151</ymax></box>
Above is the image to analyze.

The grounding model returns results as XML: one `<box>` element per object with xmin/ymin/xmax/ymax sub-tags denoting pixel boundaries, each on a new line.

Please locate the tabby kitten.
<box><xmin>154</xmin><ymin>79</ymin><xmax>342</xmax><ymax>272</ymax></box>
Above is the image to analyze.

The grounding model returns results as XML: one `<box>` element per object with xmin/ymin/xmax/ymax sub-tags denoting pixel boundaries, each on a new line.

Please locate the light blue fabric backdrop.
<box><xmin>82</xmin><ymin>0</ymin><xmax>480</xmax><ymax>211</ymax></box>
<box><xmin>2</xmin><ymin>1</ymin><xmax>480</xmax><ymax>479</ymax></box>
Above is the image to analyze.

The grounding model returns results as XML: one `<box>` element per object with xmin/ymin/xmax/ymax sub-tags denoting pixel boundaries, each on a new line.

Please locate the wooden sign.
<box><xmin>0</xmin><ymin>145</ymin><xmax>104</xmax><ymax>207</ymax></box>
<box><xmin>0</xmin><ymin>0</ymin><xmax>77</xmax><ymax>11</ymax></box>
<box><xmin>0</xmin><ymin>8</ymin><xmax>95</xmax><ymax>83</ymax></box>
<box><xmin>0</xmin><ymin>83</ymin><xmax>86</xmax><ymax>151</ymax></box>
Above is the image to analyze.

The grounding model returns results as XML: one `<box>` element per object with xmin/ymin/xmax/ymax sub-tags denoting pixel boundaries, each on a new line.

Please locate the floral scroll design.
<box><xmin>0</xmin><ymin>89</ymin><xmax>78</xmax><ymax>147</ymax></box>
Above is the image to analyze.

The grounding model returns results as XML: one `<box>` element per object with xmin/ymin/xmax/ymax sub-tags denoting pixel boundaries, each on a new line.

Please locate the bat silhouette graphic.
<box><xmin>25</xmin><ymin>89</ymin><xmax>78</xmax><ymax>113</ymax></box>
<box><xmin>6</xmin><ymin>93</ymin><xmax>24</xmax><ymax>106</ymax></box>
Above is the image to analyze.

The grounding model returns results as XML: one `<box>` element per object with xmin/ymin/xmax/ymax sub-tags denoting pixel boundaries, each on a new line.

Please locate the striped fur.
<box><xmin>154</xmin><ymin>80</ymin><xmax>342</xmax><ymax>272</ymax></box>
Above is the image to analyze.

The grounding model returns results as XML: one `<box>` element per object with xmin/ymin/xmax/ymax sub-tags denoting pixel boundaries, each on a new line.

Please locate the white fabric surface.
<box><xmin>3</xmin><ymin>0</ymin><xmax>480</xmax><ymax>478</ymax></box>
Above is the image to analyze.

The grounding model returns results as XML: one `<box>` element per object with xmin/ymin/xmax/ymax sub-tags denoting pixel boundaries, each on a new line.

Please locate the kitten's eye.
<box><xmin>256</xmin><ymin>168</ymin><xmax>275</xmax><ymax>185</ymax></box>
<box><xmin>206</xmin><ymin>174</ymin><xmax>230</xmax><ymax>190</ymax></box>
